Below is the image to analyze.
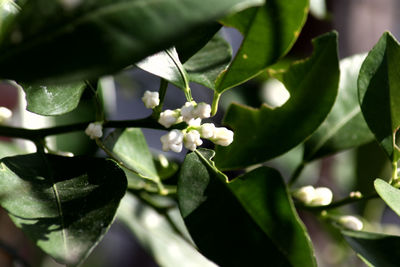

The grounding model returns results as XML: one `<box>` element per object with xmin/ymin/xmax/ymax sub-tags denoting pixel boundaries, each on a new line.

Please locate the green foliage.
<box><xmin>1</xmin><ymin>1</ymin><xmax>400</xmax><ymax>266</ymax></box>
<box><xmin>0</xmin><ymin>154</ymin><xmax>126</xmax><ymax>266</ymax></box>
<box><xmin>215</xmin><ymin>32</ymin><xmax>340</xmax><ymax>169</ymax></box>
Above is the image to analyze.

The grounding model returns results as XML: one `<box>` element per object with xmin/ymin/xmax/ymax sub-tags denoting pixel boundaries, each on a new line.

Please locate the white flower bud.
<box><xmin>338</xmin><ymin>216</ymin><xmax>363</xmax><ymax>231</ymax></box>
<box><xmin>187</xmin><ymin>118</ymin><xmax>202</xmax><ymax>127</ymax></box>
<box><xmin>183</xmin><ymin>130</ymin><xmax>203</xmax><ymax>151</ymax></box>
<box><xmin>181</xmin><ymin>102</ymin><xmax>196</xmax><ymax>123</ymax></box>
<box><xmin>193</xmin><ymin>102</ymin><xmax>211</xmax><ymax>119</ymax></box>
<box><xmin>142</xmin><ymin>90</ymin><xmax>160</xmax><ymax>109</ymax></box>
<box><xmin>158</xmin><ymin>109</ymin><xmax>181</xmax><ymax>128</ymax></box>
<box><xmin>200</xmin><ymin>123</ymin><xmax>216</xmax><ymax>139</ymax></box>
<box><xmin>0</xmin><ymin>107</ymin><xmax>12</xmax><ymax>124</ymax></box>
<box><xmin>160</xmin><ymin>129</ymin><xmax>184</xmax><ymax>153</ymax></box>
<box><xmin>309</xmin><ymin>187</ymin><xmax>333</xmax><ymax>206</ymax></box>
<box><xmin>293</xmin><ymin>186</ymin><xmax>315</xmax><ymax>204</ymax></box>
<box><xmin>212</xmin><ymin>127</ymin><xmax>234</xmax><ymax>146</ymax></box>
<box><xmin>85</xmin><ymin>122</ymin><xmax>103</xmax><ymax>139</ymax></box>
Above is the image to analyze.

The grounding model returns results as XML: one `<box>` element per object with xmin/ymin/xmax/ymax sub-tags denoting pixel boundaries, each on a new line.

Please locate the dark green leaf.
<box><xmin>215</xmin><ymin>32</ymin><xmax>339</xmax><ymax>170</ymax></box>
<box><xmin>22</xmin><ymin>82</ymin><xmax>86</xmax><ymax>116</ymax></box>
<box><xmin>0</xmin><ymin>153</ymin><xmax>127</xmax><ymax>266</ymax></box>
<box><xmin>229</xmin><ymin>167</ymin><xmax>317</xmax><ymax>266</ymax></box>
<box><xmin>215</xmin><ymin>0</ymin><xmax>309</xmax><ymax>93</ymax></box>
<box><xmin>175</xmin><ymin>22</ymin><xmax>222</xmax><ymax>63</ymax></box>
<box><xmin>136</xmin><ymin>48</ymin><xmax>189</xmax><ymax>91</ymax></box>
<box><xmin>178</xmin><ymin>149</ymin><xmax>315</xmax><ymax>266</ymax></box>
<box><xmin>184</xmin><ymin>34</ymin><xmax>232</xmax><ymax>90</ymax></box>
<box><xmin>303</xmin><ymin>54</ymin><xmax>374</xmax><ymax>161</ymax></box>
<box><xmin>0</xmin><ymin>0</ymin><xmax>19</xmax><ymax>40</ymax></box>
<box><xmin>358</xmin><ymin>32</ymin><xmax>400</xmax><ymax>162</ymax></box>
<box><xmin>118</xmin><ymin>193</ymin><xmax>217</xmax><ymax>267</ymax></box>
<box><xmin>374</xmin><ymin>179</ymin><xmax>400</xmax><ymax>216</ymax></box>
<box><xmin>342</xmin><ymin>229</ymin><xmax>400</xmax><ymax>267</ymax></box>
<box><xmin>104</xmin><ymin>128</ymin><xmax>161</xmax><ymax>186</ymax></box>
<box><xmin>0</xmin><ymin>0</ymin><xmax>263</xmax><ymax>83</ymax></box>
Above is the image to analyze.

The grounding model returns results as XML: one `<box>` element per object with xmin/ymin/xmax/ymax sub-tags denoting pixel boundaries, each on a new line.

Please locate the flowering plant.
<box><xmin>0</xmin><ymin>0</ymin><xmax>400</xmax><ymax>266</ymax></box>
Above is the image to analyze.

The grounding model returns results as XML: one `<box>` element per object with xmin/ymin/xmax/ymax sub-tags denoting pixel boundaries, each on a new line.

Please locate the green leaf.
<box><xmin>104</xmin><ymin>128</ymin><xmax>160</xmax><ymax>184</ymax></box>
<box><xmin>0</xmin><ymin>0</ymin><xmax>19</xmax><ymax>40</ymax></box>
<box><xmin>303</xmin><ymin>54</ymin><xmax>374</xmax><ymax>161</ymax></box>
<box><xmin>178</xmin><ymin>149</ymin><xmax>315</xmax><ymax>266</ymax></box>
<box><xmin>118</xmin><ymin>193</ymin><xmax>217</xmax><ymax>267</ymax></box>
<box><xmin>229</xmin><ymin>167</ymin><xmax>317</xmax><ymax>266</ymax></box>
<box><xmin>184</xmin><ymin>34</ymin><xmax>232</xmax><ymax>90</ymax></box>
<box><xmin>21</xmin><ymin>81</ymin><xmax>86</xmax><ymax>116</ymax></box>
<box><xmin>215</xmin><ymin>32</ymin><xmax>340</xmax><ymax>170</ymax></box>
<box><xmin>215</xmin><ymin>0</ymin><xmax>309</xmax><ymax>93</ymax></box>
<box><xmin>358</xmin><ymin>32</ymin><xmax>400</xmax><ymax>162</ymax></box>
<box><xmin>342</xmin><ymin>230</ymin><xmax>400</xmax><ymax>267</ymax></box>
<box><xmin>136</xmin><ymin>48</ymin><xmax>189</xmax><ymax>91</ymax></box>
<box><xmin>0</xmin><ymin>0</ymin><xmax>263</xmax><ymax>83</ymax></box>
<box><xmin>0</xmin><ymin>153</ymin><xmax>127</xmax><ymax>266</ymax></box>
<box><xmin>374</xmin><ymin>178</ymin><xmax>400</xmax><ymax>216</ymax></box>
<box><xmin>0</xmin><ymin>140</ymin><xmax>25</xmax><ymax>158</ymax></box>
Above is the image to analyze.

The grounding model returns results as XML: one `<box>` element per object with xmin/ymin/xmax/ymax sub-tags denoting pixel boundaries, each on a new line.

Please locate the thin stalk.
<box><xmin>298</xmin><ymin>192</ymin><xmax>378</xmax><ymax>212</ymax></box>
<box><xmin>153</xmin><ymin>79</ymin><xmax>169</xmax><ymax>117</ymax></box>
<box><xmin>390</xmin><ymin>160</ymin><xmax>398</xmax><ymax>185</ymax></box>
<box><xmin>288</xmin><ymin>161</ymin><xmax>306</xmax><ymax>186</ymax></box>
<box><xmin>211</xmin><ymin>91</ymin><xmax>221</xmax><ymax>116</ymax></box>
<box><xmin>85</xmin><ymin>80</ymin><xmax>105</xmax><ymax>122</ymax></box>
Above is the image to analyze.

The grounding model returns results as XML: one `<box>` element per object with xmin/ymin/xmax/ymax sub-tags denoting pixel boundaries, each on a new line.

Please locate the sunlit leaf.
<box><xmin>22</xmin><ymin>82</ymin><xmax>86</xmax><ymax>116</ymax></box>
<box><xmin>215</xmin><ymin>32</ymin><xmax>339</xmax><ymax>170</ymax></box>
<box><xmin>118</xmin><ymin>193</ymin><xmax>217</xmax><ymax>267</ymax></box>
<box><xmin>374</xmin><ymin>179</ymin><xmax>400</xmax><ymax>217</ymax></box>
<box><xmin>0</xmin><ymin>153</ymin><xmax>127</xmax><ymax>266</ymax></box>
<box><xmin>215</xmin><ymin>0</ymin><xmax>308</xmax><ymax>93</ymax></box>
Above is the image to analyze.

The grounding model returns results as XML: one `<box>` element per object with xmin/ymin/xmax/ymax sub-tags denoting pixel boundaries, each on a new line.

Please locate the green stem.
<box><xmin>288</xmin><ymin>161</ymin><xmax>306</xmax><ymax>186</ymax></box>
<box><xmin>153</xmin><ymin>79</ymin><xmax>169</xmax><ymax>117</ymax></box>
<box><xmin>211</xmin><ymin>91</ymin><xmax>221</xmax><ymax>116</ymax></box>
<box><xmin>85</xmin><ymin>80</ymin><xmax>105</xmax><ymax>121</ymax></box>
<box><xmin>0</xmin><ymin>117</ymin><xmax>183</xmax><ymax>141</ymax></box>
<box><xmin>390</xmin><ymin>160</ymin><xmax>398</xmax><ymax>185</ymax></box>
<box><xmin>298</xmin><ymin>192</ymin><xmax>378</xmax><ymax>212</ymax></box>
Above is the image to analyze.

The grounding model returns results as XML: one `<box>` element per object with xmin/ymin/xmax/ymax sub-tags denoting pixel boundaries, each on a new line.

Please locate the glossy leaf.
<box><xmin>229</xmin><ymin>167</ymin><xmax>317</xmax><ymax>266</ymax></box>
<box><xmin>0</xmin><ymin>153</ymin><xmax>127</xmax><ymax>266</ymax></box>
<box><xmin>0</xmin><ymin>0</ymin><xmax>263</xmax><ymax>83</ymax></box>
<box><xmin>178</xmin><ymin>149</ymin><xmax>315</xmax><ymax>266</ymax></box>
<box><xmin>118</xmin><ymin>193</ymin><xmax>217</xmax><ymax>267</ymax></box>
<box><xmin>104</xmin><ymin>128</ymin><xmax>161</xmax><ymax>185</ymax></box>
<box><xmin>22</xmin><ymin>81</ymin><xmax>86</xmax><ymax>116</ymax></box>
<box><xmin>215</xmin><ymin>32</ymin><xmax>339</xmax><ymax>170</ymax></box>
<box><xmin>303</xmin><ymin>54</ymin><xmax>374</xmax><ymax>161</ymax></box>
<box><xmin>215</xmin><ymin>0</ymin><xmax>309</xmax><ymax>93</ymax></box>
<box><xmin>136</xmin><ymin>48</ymin><xmax>189</xmax><ymax>91</ymax></box>
<box><xmin>358</xmin><ymin>32</ymin><xmax>400</xmax><ymax>162</ymax></box>
<box><xmin>374</xmin><ymin>179</ymin><xmax>400</xmax><ymax>216</ymax></box>
<box><xmin>342</xmin><ymin>229</ymin><xmax>400</xmax><ymax>267</ymax></box>
<box><xmin>0</xmin><ymin>0</ymin><xmax>19</xmax><ymax>40</ymax></box>
<box><xmin>184</xmin><ymin>34</ymin><xmax>232</xmax><ymax>90</ymax></box>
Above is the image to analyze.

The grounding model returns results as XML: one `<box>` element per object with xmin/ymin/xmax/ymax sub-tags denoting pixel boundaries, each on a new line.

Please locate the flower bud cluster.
<box><xmin>293</xmin><ymin>185</ymin><xmax>333</xmax><ymax>206</ymax></box>
<box><xmin>140</xmin><ymin>96</ymin><xmax>234</xmax><ymax>153</ymax></box>
<box><xmin>85</xmin><ymin>122</ymin><xmax>103</xmax><ymax>139</ymax></box>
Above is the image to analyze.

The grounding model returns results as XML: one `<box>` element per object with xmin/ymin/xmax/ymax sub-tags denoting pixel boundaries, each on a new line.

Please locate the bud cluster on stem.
<box><xmin>293</xmin><ymin>185</ymin><xmax>333</xmax><ymax>206</ymax></box>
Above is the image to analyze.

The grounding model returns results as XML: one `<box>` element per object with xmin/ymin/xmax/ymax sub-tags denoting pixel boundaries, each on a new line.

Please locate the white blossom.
<box><xmin>200</xmin><ymin>123</ymin><xmax>216</xmax><ymax>139</ymax></box>
<box><xmin>160</xmin><ymin>130</ymin><xmax>184</xmax><ymax>153</ymax></box>
<box><xmin>338</xmin><ymin>216</ymin><xmax>363</xmax><ymax>231</ymax></box>
<box><xmin>0</xmin><ymin>107</ymin><xmax>12</xmax><ymax>124</ymax></box>
<box><xmin>293</xmin><ymin>186</ymin><xmax>315</xmax><ymax>204</ymax></box>
<box><xmin>309</xmin><ymin>187</ymin><xmax>333</xmax><ymax>206</ymax></box>
<box><xmin>187</xmin><ymin>118</ymin><xmax>202</xmax><ymax>127</ymax></box>
<box><xmin>180</xmin><ymin>102</ymin><xmax>196</xmax><ymax>123</ymax></box>
<box><xmin>141</xmin><ymin>90</ymin><xmax>160</xmax><ymax>109</ymax></box>
<box><xmin>85</xmin><ymin>122</ymin><xmax>103</xmax><ymax>139</ymax></box>
<box><xmin>212</xmin><ymin>127</ymin><xmax>234</xmax><ymax>146</ymax></box>
<box><xmin>158</xmin><ymin>109</ymin><xmax>181</xmax><ymax>128</ymax></box>
<box><xmin>193</xmin><ymin>102</ymin><xmax>211</xmax><ymax>119</ymax></box>
<box><xmin>183</xmin><ymin>130</ymin><xmax>203</xmax><ymax>151</ymax></box>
